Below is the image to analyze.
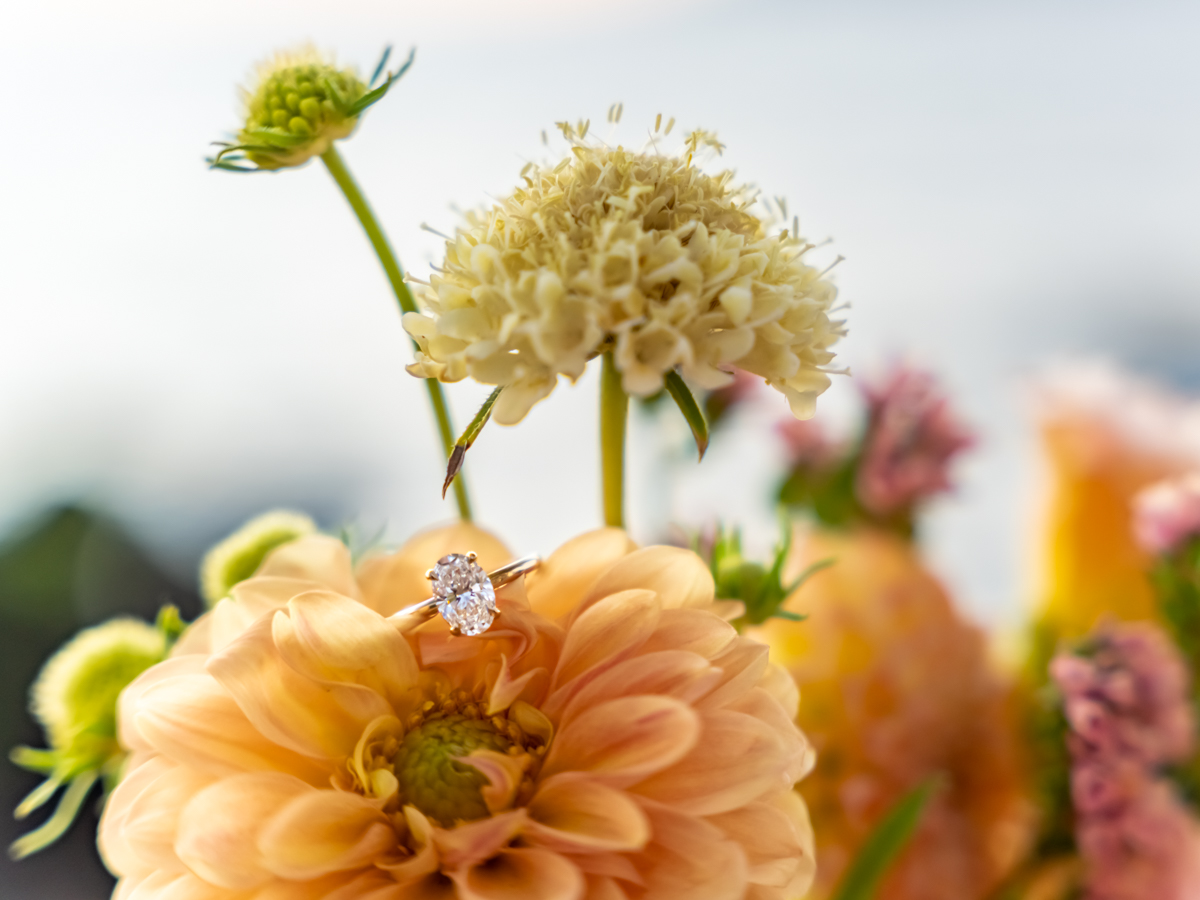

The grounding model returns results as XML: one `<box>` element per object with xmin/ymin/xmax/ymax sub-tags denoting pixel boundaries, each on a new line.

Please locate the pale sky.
<box><xmin>1</xmin><ymin>0</ymin><xmax>1198</xmax><ymax>626</ymax></box>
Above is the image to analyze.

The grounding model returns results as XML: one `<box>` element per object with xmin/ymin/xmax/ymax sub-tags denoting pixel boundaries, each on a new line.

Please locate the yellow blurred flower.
<box><xmin>101</xmin><ymin>525</ymin><xmax>815</xmax><ymax>900</ymax></box>
<box><xmin>753</xmin><ymin>526</ymin><xmax>1032</xmax><ymax>900</ymax></box>
<box><xmin>404</xmin><ymin>122</ymin><xmax>845</xmax><ymax>424</ymax></box>
<box><xmin>1034</xmin><ymin>362</ymin><xmax>1200</xmax><ymax>640</ymax></box>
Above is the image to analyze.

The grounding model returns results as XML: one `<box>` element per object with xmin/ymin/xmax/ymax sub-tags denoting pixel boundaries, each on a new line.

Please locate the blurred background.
<box><xmin>1</xmin><ymin>0</ymin><xmax>1198</xmax><ymax>895</ymax></box>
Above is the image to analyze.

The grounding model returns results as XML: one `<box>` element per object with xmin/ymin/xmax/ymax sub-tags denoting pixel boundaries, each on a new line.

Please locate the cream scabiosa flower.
<box><xmin>403</xmin><ymin>122</ymin><xmax>845</xmax><ymax>424</ymax></box>
<box><xmin>101</xmin><ymin>525</ymin><xmax>815</xmax><ymax>900</ymax></box>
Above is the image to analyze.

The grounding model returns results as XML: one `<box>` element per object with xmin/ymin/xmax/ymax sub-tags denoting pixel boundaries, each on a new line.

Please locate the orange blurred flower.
<box><xmin>100</xmin><ymin>525</ymin><xmax>815</xmax><ymax>900</ymax></box>
<box><xmin>1035</xmin><ymin>363</ymin><xmax>1200</xmax><ymax>639</ymax></box>
<box><xmin>754</xmin><ymin>526</ymin><xmax>1032</xmax><ymax>900</ymax></box>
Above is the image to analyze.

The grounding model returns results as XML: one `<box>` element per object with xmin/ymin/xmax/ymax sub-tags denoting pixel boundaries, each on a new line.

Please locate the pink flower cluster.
<box><xmin>1051</xmin><ymin>623</ymin><xmax>1200</xmax><ymax>899</ymax></box>
<box><xmin>1134</xmin><ymin>473</ymin><xmax>1200</xmax><ymax>556</ymax></box>
<box><xmin>855</xmin><ymin>367</ymin><xmax>975</xmax><ymax>517</ymax></box>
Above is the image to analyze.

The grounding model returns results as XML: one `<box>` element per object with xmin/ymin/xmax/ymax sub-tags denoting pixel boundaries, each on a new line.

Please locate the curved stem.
<box><xmin>599</xmin><ymin>351</ymin><xmax>629</xmax><ymax>528</ymax></box>
<box><xmin>320</xmin><ymin>144</ymin><xmax>472</xmax><ymax>520</ymax></box>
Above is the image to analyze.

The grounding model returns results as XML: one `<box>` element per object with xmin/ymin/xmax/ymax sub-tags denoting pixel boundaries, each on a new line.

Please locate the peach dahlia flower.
<box><xmin>100</xmin><ymin>524</ymin><xmax>815</xmax><ymax>900</ymax></box>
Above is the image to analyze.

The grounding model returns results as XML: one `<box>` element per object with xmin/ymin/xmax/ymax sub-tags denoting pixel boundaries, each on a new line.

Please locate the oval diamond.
<box><xmin>430</xmin><ymin>553</ymin><xmax>496</xmax><ymax>636</ymax></box>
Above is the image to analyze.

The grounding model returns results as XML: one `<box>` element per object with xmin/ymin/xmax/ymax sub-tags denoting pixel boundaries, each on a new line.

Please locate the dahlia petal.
<box><xmin>553</xmin><ymin>651</ymin><xmax>721</xmax><ymax>732</ymax></box>
<box><xmin>122</xmin><ymin>871</ymin><xmax>246</xmax><ymax>900</ymax></box>
<box><xmin>119</xmin><ymin>656</ymin><xmax>207</xmax><ymax>753</ymax></box>
<box><xmin>633</xmin><ymin>710</ymin><xmax>788</xmax><ymax>815</ymax></box>
<box><xmin>134</xmin><ymin>672</ymin><xmax>327</xmax><ymax>781</ymax></box>
<box><xmin>100</xmin><ymin>757</ymin><xmax>204</xmax><ymax>877</ymax></box>
<box><xmin>553</xmin><ymin>589</ymin><xmax>660</xmax><ymax>687</ymax></box>
<box><xmin>527</xmin><ymin>773</ymin><xmax>650</xmax><ymax>851</ymax></box>
<box><xmin>275</xmin><ymin>589</ymin><xmax>419</xmax><ymax>705</ymax></box>
<box><xmin>695</xmin><ymin>639</ymin><xmax>769</xmax><ymax>710</ymax></box>
<box><xmin>756</xmin><ymin>661</ymin><xmax>800</xmax><ymax>720</ymax></box>
<box><xmin>433</xmin><ymin>809</ymin><xmax>529</xmax><ymax>869</ymax></box>
<box><xmin>580</xmin><ymin>547</ymin><xmax>714</xmax><ymax>615</ymax></box>
<box><xmin>705</xmin><ymin>797</ymin><xmax>812</xmax><ymax>888</ymax></box>
<box><xmin>453</xmin><ymin>847</ymin><xmax>585</xmax><ymax>900</ymax></box>
<box><xmin>363</xmin><ymin>873</ymin><xmax>457</xmax><ymax>900</ymax></box>
<box><xmin>207</xmin><ymin>615</ymin><xmax>390</xmax><ymax>759</ymax></box>
<box><xmin>637</xmin><ymin>609</ymin><xmax>738</xmax><ymax>660</ymax></box>
<box><xmin>358</xmin><ymin>523</ymin><xmax>511</xmax><ymax>616</ymax></box>
<box><xmin>569</xmin><ymin>853</ymin><xmax>644</xmax><ymax>885</ymax></box>
<box><xmin>541</xmin><ymin>696</ymin><xmax>700</xmax><ymax>786</ymax></box>
<box><xmin>526</xmin><ymin>529</ymin><xmax>637</xmax><ymax>620</ymax></box>
<box><xmin>458</xmin><ymin>749</ymin><xmax>530</xmax><ymax>813</ymax></box>
<box><xmin>172</xmin><ymin>614</ymin><xmax>214</xmax><ymax>656</ymax></box>
<box><xmin>257</xmin><ymin>535</ymin><xmax>362</xmax><ymax>600</ymax></box>
<box><xmin>175</xmin><ymin>772</ymin><xmax>310</xmax><ymax>889</ymax></box>
<box><xmin>633</xmin><ymin>801</ymin><xmax>748</xmax><ymax>900</ymax></box>
<box><xmin>253</xmin><ymin>873</ymin><xmax>366</xmax><ymax>900</ymax></box>
<box><xmin>726</xmin><ymin>687</ymin><xmax>814</xmax><ymax>783</ymax></box>
<box><xmin>486</xmin><ymin>654</ymin><xmax>549</xmax><ymax>715</ymax></box>
<box><xmin>209</xmin><ymin>577</ymin><xmax>320</xmax><ymax>653</ymax></box>
<box><xmin>582</xmin><ymin>876</ymin><xmax>628</xmax><ymax>900</ymax></box>
<box><xmin>258</xmin><ymin>789</ymin><xmax>396</xmax><ymax>879</ymax></box>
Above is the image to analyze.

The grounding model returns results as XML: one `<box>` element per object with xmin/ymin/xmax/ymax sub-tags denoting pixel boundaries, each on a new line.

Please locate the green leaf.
<box><xmin>9</xmin><ymin>746</ymin><xmax>57</xmax><ymax>775</ymax></box>
<box><xmin>770</xmin><ymin>609</ymin><xmax>808</xmax><ymax>622</ymax></box>
<box><xmin>785</xmin><ymin>556</ymin><xmax>836</xmax><ymax>595</ymax></box>
<box><xmin>663</xmin><ymin>370</ymin><xmax>709</xmax><ymax>460</ymax></box>
<box><xmin>369</xmin><ymin>45</ymin><xmax>393</xmax><ymax>88</ymax></box>
<box><xmin>831</xmin><ymin>775</ymin><xmax>942</xmax><ymax>900</ymax></box>
<box><xmin>350</xmin><ymin>49</ymin><xmax>413</xmax><ymax>117</ymax></box>
<box><xmin>444</xmin><ymin>388</ymin><xmax>503</xmax><ymax>498</ymax></box>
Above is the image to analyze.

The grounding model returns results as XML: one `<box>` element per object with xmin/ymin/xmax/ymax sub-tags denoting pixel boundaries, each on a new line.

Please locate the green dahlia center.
<box><xmin>394</xmin><ymin>714</ymin><xmax>514</xmax><ymax>826</ymax></box>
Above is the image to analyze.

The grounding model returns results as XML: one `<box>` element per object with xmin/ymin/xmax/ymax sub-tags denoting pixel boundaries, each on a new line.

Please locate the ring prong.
<box><xmin>467</xmin><ymin>551</ymin><xmax>478</xmax><ymax>562</ymax></box>
<box><xmin>425</xmin><ymin>568</ymin><xmax>435</xmax><ymax>580</ymax></box>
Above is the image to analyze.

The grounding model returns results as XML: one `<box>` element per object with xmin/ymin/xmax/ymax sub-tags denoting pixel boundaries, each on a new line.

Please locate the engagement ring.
<box><xmin>388</xmin><ymin>552</ymin><xmax>540</xmax><ymax>636</ymax></box>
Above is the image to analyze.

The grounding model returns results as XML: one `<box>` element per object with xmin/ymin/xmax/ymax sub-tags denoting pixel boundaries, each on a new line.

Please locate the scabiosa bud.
<box><xmin>9</xmin><ymin>617</ymin><xmax>169</xmax><ymax>858</ymax></box>
<box><xmin>199</xmin><ymin>509</ymin><xmax>317</xmax><ymax>606</ymax></box>
<box><xmin>210</xmin><ymin>46</ymin><xmax>407</xmax><ymax>172</ymax></box>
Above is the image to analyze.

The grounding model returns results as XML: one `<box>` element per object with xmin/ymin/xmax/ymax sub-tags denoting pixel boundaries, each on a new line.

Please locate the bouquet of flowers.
<box><xmin>10</xmin><ymin>42</ymin><xmax>1200</xmax><ymax>900</ymax></box>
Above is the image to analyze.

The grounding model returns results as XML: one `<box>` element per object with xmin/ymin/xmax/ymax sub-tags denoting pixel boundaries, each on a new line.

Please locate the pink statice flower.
<box><xmin>1051</xmin><ymin>622</ymin><xmax>1200</xmax><ymax>899</ymax></box>
<box><xmin>855</xmin><ymin>366</ymin><xmax>975</xmax><ymax>517</ymax></box>
<box><xmin>1133</xmin><ymin>472</ymin><xmax>1200</xmax><ymax>556</ymax></box>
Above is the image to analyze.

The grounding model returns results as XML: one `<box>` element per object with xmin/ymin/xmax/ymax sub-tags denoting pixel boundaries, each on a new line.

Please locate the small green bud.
<box><xmin>236</xmin><ymin>47</ymin><xmax>368</xmax><ymax>170</ymax></box>
<box><xmin>30</xmin><ymin>618</ymin><xmax>166</xmax><ymax>761</ymax></box>
<box><xmin>199</xmin><ymin>509</ymin><xmax>317</xmax><ymax>606</ymax></box>
<box><xmin>10</xmin><ymin>617</ymin><xmax>169</xmax><ymax>858</ymax></box>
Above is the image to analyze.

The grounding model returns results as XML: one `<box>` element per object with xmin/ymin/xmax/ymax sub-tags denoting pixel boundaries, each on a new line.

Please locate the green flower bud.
<box><xmin>31</xmin><ymin>619</ymin><xmax>166</xmax><ymax>763</ymax></box>
<box><xmin>238</xmin><ymin>48</ymin><xmax>366</xmax><ymax>170</ymax></box>
<box><xmin>199</xmin><ymin>509</ymin><xmax>317</xmax><ymax>606</ymax></box>
<box><xmin>210</xmin><ymin>45</ymin><xmax>411</xmax><ymax>173</ymax></box>
<box><xmin>10</xmin><ymin>617</ymin><xmax>168</xmax><ymax>859</ymax></box>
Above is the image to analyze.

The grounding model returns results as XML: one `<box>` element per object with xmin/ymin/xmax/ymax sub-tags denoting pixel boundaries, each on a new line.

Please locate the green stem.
<box><xmin>320</xmin><ymin>144</ymin><xmax>471</xmax><ymax>521</ymax></box>
<box><xmin>599</xmin><ymin>352</ymin><xmax>629</xmax><ymax>529</ymax></box>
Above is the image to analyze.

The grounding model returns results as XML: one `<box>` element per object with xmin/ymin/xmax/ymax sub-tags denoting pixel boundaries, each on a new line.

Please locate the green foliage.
<box><xmin>831</xmin><ymin>775</ymin><xmax>942</xmax><ymax>900</ymax></box>
<box><xmin>663</xmin><ymin>370</ymin><xmax>709</xmax><ymax>460</ymax></box>
<box><xmin>700</xmin><ymin>520</ymin><xmax>833</xmax><ymax>628</ymax></box>
<box><xmin>444</xmin><ymin>387</ymin><xmax>503</xmax><ymax>499</ymax></box>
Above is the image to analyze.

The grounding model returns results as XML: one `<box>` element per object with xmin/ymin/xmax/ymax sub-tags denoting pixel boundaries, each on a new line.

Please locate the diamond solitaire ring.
<box><xmin>388</xmin><ymin>553</ymin><xmax>540</xmax><ymax>636</ymax></box>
